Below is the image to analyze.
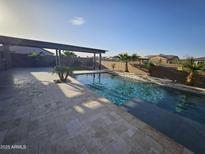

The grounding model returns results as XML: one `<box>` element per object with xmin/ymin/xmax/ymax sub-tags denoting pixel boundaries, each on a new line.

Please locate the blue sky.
<box><xmin>0</xmin><ymin>0</ymin><xmax>205</xmax><ymax>57</ymax></box>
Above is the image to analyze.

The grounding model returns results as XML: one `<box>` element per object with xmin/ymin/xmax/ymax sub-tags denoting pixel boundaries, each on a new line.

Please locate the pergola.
<box><xmin>0</xmin><ymin>35</ymin><xmax>107</xmax><ymax>69</ymax></box>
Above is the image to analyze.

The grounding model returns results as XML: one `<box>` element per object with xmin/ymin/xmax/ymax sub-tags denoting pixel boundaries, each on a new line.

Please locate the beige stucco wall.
<box><xmin>149</xmin><ymin>56</ymin><xmax>178</xmax><ymax>64</ymax></box>
<box><xmin>149</xmin><ymin>56</ymin><xmax>168</xmax><ymax>64</ymax></box>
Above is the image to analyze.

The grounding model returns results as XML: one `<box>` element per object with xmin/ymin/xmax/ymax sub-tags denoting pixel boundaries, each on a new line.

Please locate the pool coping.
<box><xmin>145</xmin><ymin>76</ymin><xmax>205</xmax><ymax>95</ymax></box>
<box><xmin>73</xmin><ymin>69</ymin><xmax>112</xmax><ymax>75</ymax></box>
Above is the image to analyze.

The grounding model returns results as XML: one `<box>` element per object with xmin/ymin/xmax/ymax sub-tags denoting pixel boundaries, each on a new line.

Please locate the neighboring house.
<box><xmin>139</xmin><ymin>56</ymin><xmax>149</xmax><ymax>63</ymax></box>
<box><xmin>147</xmin><ymin>54</ymin><xmax>179</xmax><ymax>64</ymax></box>
<box><xmin>102</xmin><ymin>56</ymin><xmax>109</xmax><ymax>60</ymax></box>
<box><xmin>9</xmin><ymin>46</ymin><xmax>54</xmax><ymax>56</ymax></box>
<box><xmin>194</xmin><ymin>57</ymin><xmax>205</xmax><ymax>64</ymax></box>
<box><xmin>111</xmin><ymin>56</ymin><xmax>119</xmax><ymax>61</ymax></box>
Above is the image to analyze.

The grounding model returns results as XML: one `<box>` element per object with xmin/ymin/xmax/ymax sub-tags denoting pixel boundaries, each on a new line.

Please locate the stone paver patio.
<box><xmin>0</xmin><ymin>68</ymin><xmax>193</xmax><ymax>154</ymax></box>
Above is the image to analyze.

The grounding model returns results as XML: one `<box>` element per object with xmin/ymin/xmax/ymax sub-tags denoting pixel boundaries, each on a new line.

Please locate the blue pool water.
<box><xmin>75</xmin><ymin>73</ymin><xmax>205</xmax><ymax>125</ymax></box>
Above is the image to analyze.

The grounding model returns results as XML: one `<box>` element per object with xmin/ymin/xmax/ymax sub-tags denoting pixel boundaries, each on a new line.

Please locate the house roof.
<box><xmin>9</xmin><ymin>46</ymin><xmax>54</xmax><ymax>55</ymax></box>
<box><xmin>112</xmin><ymin>56</ymin><xmax>119</xmax><ymax>58</ymax></box>
<box><xmin>139</xmin><ymin>56</ymin><xmax>149</xmax><ymax>60</ymax></box>
<box><xmin>0</xmin><ymin>35</ymin><xmax>107</xmax><ymax>54</ymax></box>
<box><xmin>147</xmin><ymin>54</ymin><xmax>179</xmax><ymax>60</ymax></box>
<box><xmin>194</xmin><ymin>57</ymin><xmax>205</xmax><ymax>61</ymax></box>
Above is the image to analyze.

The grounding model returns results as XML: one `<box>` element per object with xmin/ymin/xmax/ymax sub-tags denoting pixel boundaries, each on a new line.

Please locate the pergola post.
<box><xmin>58</xmin><ymin>50</ymin><xmax>62</xmax><ymax>66</ymax></box>
<box><xmin>56</xmin><ymin>49</ymin><xmax>59</xmax><ymax>66</ymax></box>
<box><xmin>99</xmin><ymin>53</ymin><xmax>102</xmax><ymax>70</ymax></box>
<box><xmin>93</xmin><ymin>53</ymin><xmax>96</xmax><ymax>70</ymax></box>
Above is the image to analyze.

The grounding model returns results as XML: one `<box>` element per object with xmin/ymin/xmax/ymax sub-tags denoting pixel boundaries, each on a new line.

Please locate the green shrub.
<box><xmin>144</xmin><ymin>61</ymin><xmax>155</xmax><ymax>69</ymax></box>
<box><xmin>143</xmin><ymin>61</ymin><xmax>155</xmax><ymax>75</ymax></box>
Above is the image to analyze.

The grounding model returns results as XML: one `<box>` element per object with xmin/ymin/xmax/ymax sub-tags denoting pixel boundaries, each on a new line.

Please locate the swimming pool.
<box><xmin>75</xmin><ymin>73</ymin><xmax>205</xmax><ymax>125</ymax></box>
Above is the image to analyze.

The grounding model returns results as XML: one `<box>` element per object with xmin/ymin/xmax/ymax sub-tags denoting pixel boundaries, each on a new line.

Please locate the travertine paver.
<box><xmin>0</xmin><ymin>68</ymin><xmax>193</xmax><ymax>154</ymax></box>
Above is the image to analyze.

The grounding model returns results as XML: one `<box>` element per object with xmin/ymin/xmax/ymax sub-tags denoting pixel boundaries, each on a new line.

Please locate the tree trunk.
<box><xmin>186</xmin><ymin>72</ymin><xmax>193</xmax><ymax>85</ymax></box>
<box><xmin>58</xmin><ymin>73</ymin><xmax>64</xmax><ymax>82</ymax></box>
<box><xmin>125</xmin><ymin>61</ymin><xmax>129</xmax><ymax>72</ymax></box>
<box><xmin>65</xmin><ymin>72</ymin><xmax>69</xmax><ymax>81</ymax></box>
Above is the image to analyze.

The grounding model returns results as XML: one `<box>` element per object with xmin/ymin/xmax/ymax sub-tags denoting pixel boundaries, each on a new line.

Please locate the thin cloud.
<box><xmin>69</xmin><ymin>17</ymin><xmax>85</xmax><ymax>26</ymax></box>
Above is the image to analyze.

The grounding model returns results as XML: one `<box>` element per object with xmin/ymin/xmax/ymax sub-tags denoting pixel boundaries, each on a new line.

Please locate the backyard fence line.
<box><xmin>10</xmin><ymin>53</ymin><xmax>94</xmax><ymax>68</ymax></box>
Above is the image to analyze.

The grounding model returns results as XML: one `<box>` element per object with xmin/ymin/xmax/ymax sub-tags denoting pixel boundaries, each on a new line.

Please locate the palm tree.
<box><xmin>182</xmin><ymin>57</ymin><xmax>204</xmax><ymax>85</ymax></box>
<box><xmin>111</xmin><ymin>63</ymin><xmax>116</xmax><ymax>70</ymax></box>
<box><xmin>53</xmin><ymin>66</ymin><xmax>73</xmax><ymax>82</ymax></box>
<box><xmin>118</xmin><ymin>53</ymin><xmax>131</xmax><ymax>72</ymax></box>
<box><xmin>63</xmin><ymin>51</ymin><xmax>76</xmax><ymax>57</ymax></box>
